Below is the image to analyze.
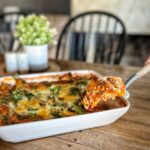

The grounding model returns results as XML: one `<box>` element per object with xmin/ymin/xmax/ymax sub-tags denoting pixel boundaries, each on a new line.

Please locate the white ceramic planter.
<box><xmin>24</xmin><ymin>45</ymin><xmax>48</xmax><ymax>71</ymax></box>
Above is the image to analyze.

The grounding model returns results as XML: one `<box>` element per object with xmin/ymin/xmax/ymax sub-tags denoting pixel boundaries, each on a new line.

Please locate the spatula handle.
<box><xmin>136</xmin><ymin>64</ymin><xmax>150</xmax><ymax>77</ymax></box>
<box><xmin>125</xmin><ymin>74</ymin><xmax>138</xmax><ymax>88</ymax></box>
<box><xmin>125</xmin><ymin>64</ymin><xmax>150</xmax><ymax>89</ymax></box>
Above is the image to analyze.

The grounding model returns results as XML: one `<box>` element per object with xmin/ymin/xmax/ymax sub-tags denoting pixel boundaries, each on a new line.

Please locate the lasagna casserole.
<box><xmin>0</xmin><ymin>73</ymin><xmax>126</xmax><ymax>126</ymax></box>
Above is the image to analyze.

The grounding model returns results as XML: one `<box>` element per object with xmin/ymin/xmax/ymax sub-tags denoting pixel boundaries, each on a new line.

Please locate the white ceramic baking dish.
<box><xmin>0</xmin><ymin>70</ymin><xmax>130</xmax><ymax>143</ymax></box>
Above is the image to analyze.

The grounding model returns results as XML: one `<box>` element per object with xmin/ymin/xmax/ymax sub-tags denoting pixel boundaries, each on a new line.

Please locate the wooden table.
<box><xmin>0</xmin><ymin>60</ymin><xmax>150</xmax><ymax>150</ymax></box>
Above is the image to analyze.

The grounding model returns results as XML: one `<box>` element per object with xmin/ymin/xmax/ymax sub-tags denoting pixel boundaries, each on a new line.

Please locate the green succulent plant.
<box><xmin>15</xmin><ymin>14</ymin><xmax>56</xmax><ymax>46</ymax></box>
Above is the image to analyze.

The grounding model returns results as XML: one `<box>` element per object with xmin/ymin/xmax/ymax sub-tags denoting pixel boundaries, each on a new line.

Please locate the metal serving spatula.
<box><xmin>125</xmin><ymin>64</ymin><xmax>150</xmax><ymax>88</ymax></box>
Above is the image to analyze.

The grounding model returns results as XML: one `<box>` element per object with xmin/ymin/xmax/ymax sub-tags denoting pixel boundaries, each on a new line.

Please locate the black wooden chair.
<box><xmin>56</xmin><ymin>11</ymin><xmax>127</xmax><ymax>64</ymax></box>
<box><xmin>0</xmin><ymin>11</ymin><xmax>36</xmax><ymax>53</ymax></box>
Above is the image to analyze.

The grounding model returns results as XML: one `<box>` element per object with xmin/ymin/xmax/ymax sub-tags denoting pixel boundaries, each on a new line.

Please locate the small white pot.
<box><xmin>24</xmin><ymin>44</ymin><xmax>48</xmax><ymax>71</ymax></box>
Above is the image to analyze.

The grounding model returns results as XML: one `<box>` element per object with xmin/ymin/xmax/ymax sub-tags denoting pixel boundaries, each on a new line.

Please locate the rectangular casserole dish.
<box><xmin>0</xmin><ymin>70</ymin><xmax>130</xmax><ymax>143</ymax></box>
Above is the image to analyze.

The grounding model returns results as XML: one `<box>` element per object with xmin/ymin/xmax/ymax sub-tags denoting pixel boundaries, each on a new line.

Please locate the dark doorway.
<box><xmin>0</xmin><ymin>0</ymin><xmax>70</xmax><ymax>14</ymax></box>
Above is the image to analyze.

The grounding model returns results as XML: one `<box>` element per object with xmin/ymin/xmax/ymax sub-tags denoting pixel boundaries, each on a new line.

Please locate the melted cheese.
<box><xmin>15</xmin><ymin>99</ymin><xmax>30</xmax><ymax>114</ymax></box>
<box><xmin>58</xmin><ymin>85</ymin><xmax>80</xmax><ymax>102</ymax></box>
<box><xmin>29</xmin><ymin>99</ymin><xmax>40</xmax><ymax>109</ymax></box>
<box><xmin>37</xmin><ymin>107</ymin><xmax>53</xmax><ymax>119</ymax></box>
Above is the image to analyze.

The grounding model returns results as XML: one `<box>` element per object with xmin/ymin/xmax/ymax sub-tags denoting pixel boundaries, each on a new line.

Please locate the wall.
<box><xmin>71</xmin><ymin>0</ymin><xmax>150</xmax><ymax>35</ymax></box>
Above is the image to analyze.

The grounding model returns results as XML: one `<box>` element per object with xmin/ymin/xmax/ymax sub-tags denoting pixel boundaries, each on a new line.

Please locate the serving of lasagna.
<box><xmin>0</xmin><ymin>73</ymin><xmax>126</xmax><ymax>126</ymax></box>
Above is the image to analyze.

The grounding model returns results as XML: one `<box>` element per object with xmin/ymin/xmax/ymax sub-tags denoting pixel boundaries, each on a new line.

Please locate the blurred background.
<box><xmin>0</xmin><ymin>0</ymin><xmax>150</xmax><ymax>67</ymax></box>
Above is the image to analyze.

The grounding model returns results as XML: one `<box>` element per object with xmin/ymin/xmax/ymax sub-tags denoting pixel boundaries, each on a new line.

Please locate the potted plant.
<box><xmin>15</xmin><ymin>14</ymin><xmax>56</xmax><ymax>71</ymax></box>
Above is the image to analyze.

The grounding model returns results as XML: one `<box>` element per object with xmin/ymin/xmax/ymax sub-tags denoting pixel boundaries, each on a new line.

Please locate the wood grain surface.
<box><xmin>0</xmin><ymin>60</ymin><xmax>150</xmax><ymax>150</ymax></box>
